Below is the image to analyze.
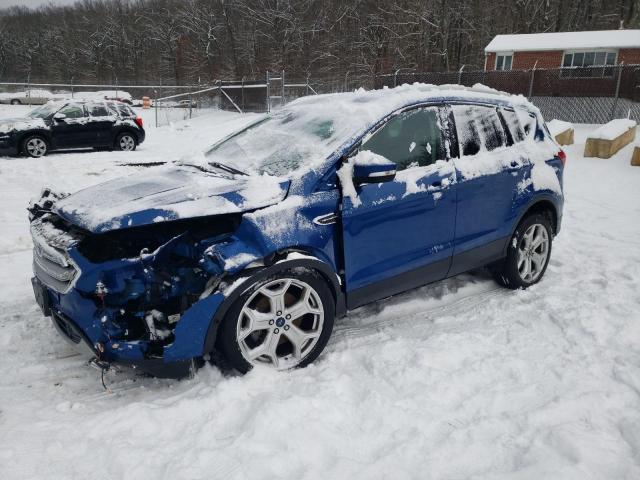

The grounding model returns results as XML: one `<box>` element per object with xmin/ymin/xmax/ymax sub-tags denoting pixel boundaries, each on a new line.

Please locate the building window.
<box><xmin>561</xmin><ymin>50</ymin><xmax>616</xmax><ymax>77</ymax></box>
<box><xmin>495</xmin><ymin>53</ymin><xmax>513</xmax><ymax>71</ymax></box>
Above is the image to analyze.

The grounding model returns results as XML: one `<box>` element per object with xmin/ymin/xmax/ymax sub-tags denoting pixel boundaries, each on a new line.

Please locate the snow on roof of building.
<box><xmin>485</xmin><ymin>29</ymin><xmax>640</xmax><ymax>53</ymax></box>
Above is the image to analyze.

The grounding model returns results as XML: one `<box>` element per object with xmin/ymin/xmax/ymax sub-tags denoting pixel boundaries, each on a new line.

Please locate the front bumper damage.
<box><xmin>29</xmin><ymin>209</ymin><xmax>237</xmax><ymax>378</ymax></box>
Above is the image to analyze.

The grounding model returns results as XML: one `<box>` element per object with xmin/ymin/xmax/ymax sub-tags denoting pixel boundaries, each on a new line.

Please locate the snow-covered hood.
<box><xmin>0</xmin><ymin>117</ymin><xmax>48</xmax><ymax>133</ymax></box>
<box><xmin>54</xmin><ymin>166</ymin><xmax>291</xmax><ymax>233</ymax></box>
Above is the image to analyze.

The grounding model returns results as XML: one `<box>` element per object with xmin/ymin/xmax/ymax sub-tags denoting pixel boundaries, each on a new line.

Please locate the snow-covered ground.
<box><xmin>1</xmin><ymin>104</ymin><xmax>639</xmax><ymax>479</ymax></box>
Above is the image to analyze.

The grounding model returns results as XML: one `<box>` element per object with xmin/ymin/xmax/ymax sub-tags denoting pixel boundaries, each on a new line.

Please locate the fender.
<box><xmin>17</xmin><ymin>129</ymin><xmax>53</xmax><ymax>149</ymax></box>
<box><xmin>201</xmin><ymin>256</ymin><xmax>346</xmax><ymax>358</ymax></box>
<box><xmin>502</xmin><ymin>192</ymin><xmax>563</xmax><ymax>257</ymax></box>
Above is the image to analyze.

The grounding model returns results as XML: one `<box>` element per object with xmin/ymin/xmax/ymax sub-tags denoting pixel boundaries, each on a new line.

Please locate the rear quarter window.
<box><xmin>499</xmin><ymin>108</ymin><xmax>525</xmax><ymax>143</ymax></box>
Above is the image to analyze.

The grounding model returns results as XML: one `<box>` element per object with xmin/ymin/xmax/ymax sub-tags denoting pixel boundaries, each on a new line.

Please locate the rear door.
<box><xmin>340</xmin><ymin>105</ymin><xmax>458</xmax><ymax>307</ymax></box>
<box><xmin>449</xmin><ymin>103</ymin><xmax>530</xmax><ymax>275</ymax></box>
<box><xmin>50</xmin><ymin>103</ymin><xmax>92</xmax><ymax>148</ymax></box>
<box><xmin>85</xmin><ymin>101</ymin><xmax>117</xmax><ymax>146</ymax></box>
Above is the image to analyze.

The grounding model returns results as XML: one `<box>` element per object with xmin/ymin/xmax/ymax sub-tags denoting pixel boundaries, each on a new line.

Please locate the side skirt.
<box><xmin>346</xmin><ymin>257</ymin><xmax>450</xmax><ymax>310</ymax></box>
<box><xmin>345</xmin><ymin>236</ymin><xmax>510</xmax><ymax>311</ymax></box>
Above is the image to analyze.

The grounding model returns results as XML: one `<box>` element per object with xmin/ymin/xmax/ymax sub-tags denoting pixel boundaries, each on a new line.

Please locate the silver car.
<box><xmin>0</xmin><ymin>89</ymin><xmax>54</xmax><ymax>105</ymax></box>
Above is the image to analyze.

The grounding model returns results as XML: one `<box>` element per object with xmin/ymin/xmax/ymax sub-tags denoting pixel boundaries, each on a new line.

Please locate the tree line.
<box><xmin>0</xmin><ymin>0</ymin><xmax>637</xmax><ymax>87</ymax></box>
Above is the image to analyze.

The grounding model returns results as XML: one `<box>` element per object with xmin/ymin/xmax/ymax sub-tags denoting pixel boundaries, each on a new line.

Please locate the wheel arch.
<box><xmin>17</xmin><ymin>130</ymin><xmax>53</xmax><ymax>153</ymax></box>
<box><xmin>519</xmin><ymin>197</ymin><xmax>560</xmax><ymax>235</ymax></box>
<box><xmin>114</xmin><ymin>127</ymin><xmax>140</xmax><ymax>143</ymax></box>
<box><xmin>201</xmin><ymin>255</ymin><xmax>345</xmax><ymax>357</ymax></box>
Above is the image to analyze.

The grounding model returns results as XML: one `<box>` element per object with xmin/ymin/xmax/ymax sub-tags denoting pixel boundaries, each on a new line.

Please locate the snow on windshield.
<box><xmin>205</xmin><ymin>110</ymin><xmax>339</xmax><ymax>177</ymax></box>
<box><xmin>28</xmin><ymin>104</ymin><xmax>59</xmax><ymax>118</ymax></box>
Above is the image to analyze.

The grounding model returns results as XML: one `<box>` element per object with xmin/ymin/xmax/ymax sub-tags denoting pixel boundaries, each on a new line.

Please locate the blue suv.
<box><xmin>28</xmin><ymin>85</ymin><xmax>564</xmax><ymax>377</ymax></box>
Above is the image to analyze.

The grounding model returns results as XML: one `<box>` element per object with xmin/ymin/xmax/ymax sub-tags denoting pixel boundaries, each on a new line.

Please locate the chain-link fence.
<box><xmin>2</xmin><ymin>65</ymin><xmax>639</xmax><ymax>125</ymax></box>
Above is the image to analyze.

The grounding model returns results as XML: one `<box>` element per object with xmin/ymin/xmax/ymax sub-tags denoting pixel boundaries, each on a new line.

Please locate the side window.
<box><xmin>499</xmin><ymin>108</ymin><xmax>525</xmax><ymax>143</ymax></box>
<box><xmin>59</xmin><ymin>103</ymin><xmax>86</xmax><ymax>119</ymax></box>
<box><xmin>87</xmin><ymin>102</ymin><xmax>110</xmax><ymax>117</ymax></box>
<box><xmin>452</xmin><ymin>104</ymin><xmax>507</xmax><ymax>155</ymax></box>
<box><xmin>515</xmin><ymin>108</ymin><xmax>538</xmax><ymax>141</ymax></box>
<box><xmin>360</xmin><ymin>107</ymin><xmax>446</xmax><ymax>171</ymax></box>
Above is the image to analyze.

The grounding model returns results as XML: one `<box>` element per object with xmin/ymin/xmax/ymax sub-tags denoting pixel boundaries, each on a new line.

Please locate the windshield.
<box><xmin>28</xmin><ymin>104</ymin><xmax>59</xmax><ymax>119</ymax></box>
<box><xmin>204</xmin><ymin>109</ymin><xmax>339</xmax><ymax>177</ymax></box>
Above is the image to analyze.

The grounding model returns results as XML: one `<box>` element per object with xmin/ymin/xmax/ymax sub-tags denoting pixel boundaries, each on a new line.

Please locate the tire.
<box><xmin>216</xmin><ymin>268</ymin><xmax>336</xmax><ymax>374</ymax></box>
<box><xmin>493</xmin><ymin>213</ymin><xmax>553</xmax><ymax>289</ymax></box>
<box><xmin>114</xmin><ymin>132</ymin><xmax>137</xmax><ymax>151</ymax></box>
<box><xmin>21</xmin><ymin>135</ymin><xmax>48</xmax><ymax>158</ymax></box>
<box><xmin>10</xmin><ymin>99</ymin><xmax>21</xmax><ymax>105</ymax></box>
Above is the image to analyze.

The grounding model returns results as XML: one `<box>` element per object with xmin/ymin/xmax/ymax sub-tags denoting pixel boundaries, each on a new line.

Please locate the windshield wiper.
<box><xmin>208</xmin><ymin>161</ymin><xmax>248</xmax><ymax>176</ymax></box>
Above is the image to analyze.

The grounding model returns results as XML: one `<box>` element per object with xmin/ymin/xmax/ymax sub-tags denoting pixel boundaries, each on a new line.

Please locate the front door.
<box><xmin>50</xmin><ymin>103</ymin><xmax>92</xmax><ymax>149</ymax></box>
<box><xmin>340</xmin><ymin>105</ymin><xmax>458</xmax><ymax>308</ymax></box>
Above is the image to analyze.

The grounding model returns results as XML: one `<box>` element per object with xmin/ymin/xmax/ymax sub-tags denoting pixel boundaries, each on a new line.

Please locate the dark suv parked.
<box><xmin>0</xmin><ymin>100</ymin><xmax>145</xmax><ymax>158</ymax></box>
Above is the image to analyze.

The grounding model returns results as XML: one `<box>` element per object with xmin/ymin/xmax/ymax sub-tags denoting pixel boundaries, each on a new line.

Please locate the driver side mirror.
<box><xmin>53</xmin><ymin>112</ymin><xmax>67</xmax><ymax>122</ymax></box>
<box><xmin>352</xmin><ymin>151</ymin><xmax>397</xmax><ymax>186</ymax></box>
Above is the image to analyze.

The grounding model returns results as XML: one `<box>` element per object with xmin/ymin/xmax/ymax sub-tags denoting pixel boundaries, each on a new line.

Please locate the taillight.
<box><xmin>134</xmin><ymin>116</ymin><xmax>143</xmax><ymax>128</ymax></box>
<box><xmin>557</xmin><ymin>149</ymin><xmax>566</xmax><ymax>166</ymax></box>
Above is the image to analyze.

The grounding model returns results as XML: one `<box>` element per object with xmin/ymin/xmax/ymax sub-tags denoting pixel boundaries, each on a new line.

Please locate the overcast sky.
<box><xmin>0</xmin><ymin>0</ymin><xmax>79</xmax><ymax>9</ymax></box>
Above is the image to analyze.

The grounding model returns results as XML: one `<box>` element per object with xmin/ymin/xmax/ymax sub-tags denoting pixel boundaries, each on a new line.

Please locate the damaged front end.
<box><xmin>30</xmin><ymin>195</ymin><xmax>246</xmax><ymax>378</ymax></box>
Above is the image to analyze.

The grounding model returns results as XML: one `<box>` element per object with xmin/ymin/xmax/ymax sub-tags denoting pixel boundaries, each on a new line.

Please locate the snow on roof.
<box><xmin>485</xmin><ymin>29</ymin><xmax>640</xmax><ymax>53</ymax></box>
<box><xmin>285</xmin><ymin>83</ymin><xmax>537</xmax><ymax>157</ymax></box>
<box><xmin>290</xmin><ymin>83</ymin><xmax>533</xmax><ymax>122</ymax></box>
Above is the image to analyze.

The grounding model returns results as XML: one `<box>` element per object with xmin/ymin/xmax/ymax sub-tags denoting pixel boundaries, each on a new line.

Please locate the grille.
<box><xmin>31</xmin><ymin>217</ymin><xmax>80</xmax><ymax>293</ymax></box>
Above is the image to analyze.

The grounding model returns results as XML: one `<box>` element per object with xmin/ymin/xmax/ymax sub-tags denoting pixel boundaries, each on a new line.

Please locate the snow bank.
<box><xmin>547</xmin><ymin>119</ymin><xmax>573</xmax><ymax>136</ymax></box>
<box><xmin>589</xmin><ymin>119</ymin><xmax>637</xmax><ymax>140</ymax></box>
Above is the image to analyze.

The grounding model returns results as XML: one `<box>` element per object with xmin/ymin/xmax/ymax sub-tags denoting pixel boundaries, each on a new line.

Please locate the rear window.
<box><xmin>452</xmin><ymin>104</ymin><xmax>507</xmax><ymax>156</ymax></box>
<box><xmin>87</xmin><ymin>102</ymin><xmax>110</xmax><ymax>117</ymax></box>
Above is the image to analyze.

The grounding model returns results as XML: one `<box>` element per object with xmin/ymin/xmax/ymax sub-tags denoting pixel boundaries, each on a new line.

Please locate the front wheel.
<box><xmin>493</xmin><ymin>213</ymin><xmax>553</xmax><ymax>289</ymax></box>
<box><xmin>115</xmin><ymin>132</ymin><xmax>137</xmax><ymax>151</ymax></box>
<box><xmin>22</xmin><ymin>135</ymin><xmax>48</xmax><ymax>158</ymax></box>
<box><xmin>216</xmin><ymin>268</ymin><xmax>335</xmax><ymax>374</ymax></box>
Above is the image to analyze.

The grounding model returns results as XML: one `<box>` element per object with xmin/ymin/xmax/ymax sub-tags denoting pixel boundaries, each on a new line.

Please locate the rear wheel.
<box><xmin>22</xmin><ymin>135</ymin><xmax>48</xmax><ymax>158</ymax></box>
<box><xmin>115</xmin><ymin>132</ymin><xmax>137</xmax><ymax>151</ymax></box>
<box><xmin>216</xmin><ymin>268</ymin><xmax>335</xmax><ymax>374</ymax></box>
<box><xmin>10</xmin><ymin>99</ymin><xmax>21</xmax><ymax>105</ymax></box>
<box><xmin>493</xmin><ymin>213</ymin><xmax>552</xmax><ymax>289</ymax></box>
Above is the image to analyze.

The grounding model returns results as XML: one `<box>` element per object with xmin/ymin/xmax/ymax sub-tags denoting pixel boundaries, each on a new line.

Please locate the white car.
<box><xmin>0</xmin><ymin>89</ymin><xmax>54</xmax><ymax>105</ymax></box>
<box><xmin>72</xmin><ymin>90</ymin><xmax>133</xmax><ymax>104</ymax></box>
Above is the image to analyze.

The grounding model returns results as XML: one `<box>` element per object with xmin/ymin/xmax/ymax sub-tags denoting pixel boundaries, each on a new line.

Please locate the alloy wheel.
<box><xmin>26</xmin><ymin>138</ymin><xmax>47</xmax><ymax>157</ymax></box>
<box><xmin>119</xmin><ymin>135</ymin><xmax>135</xmax><ymax>151</ymax></box>
<box><xmin>517</xmin><ymin>223</ymin><xmax>549</xmax><ymax>283</ymax></box>
<box><xmin>236</xmin><ymin>278</ymin><xmax>324</xmax><ymax>370</ymax></box>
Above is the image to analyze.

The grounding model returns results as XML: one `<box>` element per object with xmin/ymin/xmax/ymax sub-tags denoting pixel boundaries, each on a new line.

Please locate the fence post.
<box><xmin>281</xmin><ymin>69</ymin><xmax>285</xmax><ymax>105</ymax></box>
<box><xmin>241</xmin><ymin>76</ymin><xmax>245</xmax><ymax>111</ymax></box>
<box><xmin>528</xmin><ymin>61</ymin><xmax>539</xmax><ymax>97</ymax></box>
<box><xmin>610</xmin><ymin>63</ymin><xmax>624</xmax><ymax>121</ymax></box>
<box><xmin>188</xmin><ymin>85</ymin><xmax>193</xmax><ymax>120</ymax></box>
<box><xmin>266</xmin><ymin>70</ymin><xmax>270</xmax><ymax>113</ymax></box>
<box><xmin>154</xmin><ymin>88</ymin><xmax>158</xmax><ymax>128</ymax></box>
<box><xmin>394</xmin><ymin>68</ymin><xmax>400</xmax><ymax>87</ymax></box>
<box><xmin>70</xmin><ymin>76</ymin><xmax>74</xmax><ymax>98</ymax></box>
<box><xmin>458</xmin><ymin>65</ymin><xmax>465</xmax><ymax>85</ymax></box>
